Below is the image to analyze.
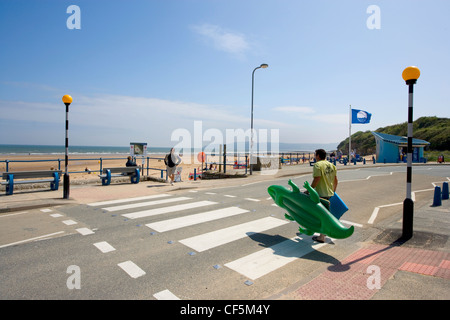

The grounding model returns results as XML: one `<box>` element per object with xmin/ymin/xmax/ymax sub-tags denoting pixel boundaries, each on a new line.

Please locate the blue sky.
<box><xmin>0</xmin><ymin>0</ymin><xmax>449</xmax><ymax>149</ymax></box>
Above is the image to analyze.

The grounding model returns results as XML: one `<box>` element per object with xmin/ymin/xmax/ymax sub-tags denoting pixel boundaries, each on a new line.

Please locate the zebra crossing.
<box><xmin>87</xmin><ymin>191</ymin><xmax>333</xmax><ymax>299</ymax></box>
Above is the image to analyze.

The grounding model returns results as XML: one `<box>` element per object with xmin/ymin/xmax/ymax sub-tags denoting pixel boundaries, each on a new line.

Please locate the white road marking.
<box><xmin>244</xmin><ymin>198</ymin><xmax>260</xmax><ymax>202</ymax></box>
<box><xmin>75</xmin><ymin>227</ymin><xmax>95</xmax><ymax>235</ymax></box>
<box><xmin>87</xmin><ymin>194</ymin><xmax>170</xmax><ymax>206</ymax></box>
<box><xmin>0</xmin><ymin>211</ymin><xmax>29</xmax><ymax>218</ymax></box>
<box><xmin>0</xmin><ymin>231</ymin><xmax>65</xmax><ymax>249</ymax></box>
<box><xmin>153</xmin><ymin>289</ymin><xmax>180</xmax><ymax>300</ymax></box>
<box><xmin>368</xmin><ymin>203</ymin><xmax>402</xmax><ymax>224</ymax></box>
<box><xmin>122</xmin><ymin>201</ymin><xmax>217</xmax><ymax>220</ymax></box>
<box><xmin>225</xmin><ymin>236</ymin><xmax>331</xmax><ymax>280</ymax></box>
<box><xmin>103</xmin><ymin>197</ymin><xmax>192</xmax><ymax>212</ymax></box>
<box><xmin>368</xmin><ymin>186</ymin><xmax>436</xmax><ymax>225</ymax></box>
<box><xmin>179</xmin><ymin>217</ymin><xmax>288</xmax><ymax>252</ymax></box>
<box><xmin>146</xmin><ymin>207</ymin><xmax>249</xmax><ymax>232</ymax></box>
<box><xmin>62</xmin><ymin>220</ymin><xmax>77</xmax><ymax>225</ymax></box>
<box><xmin>340</xmin><ymin>220</ymin><xmax>363</xmax><ymax>228</ymax></box>
<box><xmin>117</xmin><ymin>261</ymin><xmax>146</xmax><ymax>279</ymax></box>
<box><xmin>93</xmin><ymin>241</ymin><xmax>116</xmax><ymax>253</ymax></box>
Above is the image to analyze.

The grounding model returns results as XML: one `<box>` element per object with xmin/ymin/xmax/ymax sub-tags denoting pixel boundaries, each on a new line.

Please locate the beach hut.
<box><xmin>371</xmin><ymin>132</ymin><xmax>430</xmax><ymax>163</ymax></box>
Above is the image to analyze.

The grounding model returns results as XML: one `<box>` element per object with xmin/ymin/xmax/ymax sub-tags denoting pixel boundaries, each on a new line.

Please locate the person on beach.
<box><xmin>164</xmin><ymin>148</ymin><xmax>181</xmax><ymax>185</ymax></box>
<box><xmin>126</xmin><ymin>156</ymin><xmax>137</xmax><ymax>167</ymax></box>
<box><xmin>310</xmin><ymin>148</ymin><xmax>338</xmax><ymax>243</ymax></box>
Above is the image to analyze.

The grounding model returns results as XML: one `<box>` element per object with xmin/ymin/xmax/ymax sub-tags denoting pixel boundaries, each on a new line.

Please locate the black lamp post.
<box><xmin>62</xmin><ymin>95</ymin><xmax>73</xmax><ymax>199</ymax></box>
<box><xmin>401</xmin><ymin>66</ymin><xmax>420</xmax><ymax>240</ymax></box>
<box><xmin>250</xmin><ymin>63</ymin><xmax>268</xmax><ymax>175</ymax></box>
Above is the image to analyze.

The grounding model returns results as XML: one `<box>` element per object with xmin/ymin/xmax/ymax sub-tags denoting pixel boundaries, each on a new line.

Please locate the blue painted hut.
<box><xmin>371</xmin><ymin>132</ymin><xmax>430</xmax><ymax>163</ymax></box>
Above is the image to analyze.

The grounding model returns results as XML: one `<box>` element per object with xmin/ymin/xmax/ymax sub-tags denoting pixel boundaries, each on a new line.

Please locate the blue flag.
<box><xmin>351</xmin><ymin>109</ymin><xmax>372</xmax><ymax>124</ymax></box>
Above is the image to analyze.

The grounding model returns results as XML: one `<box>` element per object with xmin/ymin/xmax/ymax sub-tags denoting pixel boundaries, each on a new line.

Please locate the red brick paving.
<box><xmin>399</xmin><ymin>262</ymin><xmax>439</xmax><ymax>276</ymax></box>
<box><xmin>292</xmin><ymin>244</ymin><xmax>450</xmax><ymax>300</ymax></box>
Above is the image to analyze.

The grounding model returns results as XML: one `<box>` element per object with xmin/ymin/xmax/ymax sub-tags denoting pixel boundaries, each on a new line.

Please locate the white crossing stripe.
<box><xmin>50</xmin><ymin>213</ymin><xmax>63</xmax><ymax>218</ymax></box>
<box><xmin>153</xmin><ymin>289</ymin><xmax>180</xmax><ymax>300</ymax></box>
<box><xmin>224</xmin><ymin>236</ymin><xmax>331</xmax><ymax>280</ymax></box>
<box><xmin>245</xmin><ymin>198</ymin><xmax>260</xmax><ymax>202</ymax></box>
<box><xmin>93</xmin><ymin>241</ymin><xmax>116</xmax><ymax>253</ymax></box>
<box><xmin>103</xmin><ymin>197</ymin><xmax>192</xmax><ymax>212</ymax></box>
<box><xmin>122</xmin><ymin>201</ymin><xmax>217</xmax><ymax>220</ymax></box>
<box><xmin>146</xmin><ymin>207</ymin><xmax>249</xmax><ymax>232</ymax></box>
<box><xmin>87</xmin><ymin>194</ymin><xmax>170</xmax><ymax>206</ymax></box>
<box><xmin>179</xmin><ymin>217</ymin><xmax>288</xmax><ymax>252</ymax></box>
<box><xmin>117</xmin><ymin>261</ymin><xmax>146</xmax><ymax>278</ymax></box>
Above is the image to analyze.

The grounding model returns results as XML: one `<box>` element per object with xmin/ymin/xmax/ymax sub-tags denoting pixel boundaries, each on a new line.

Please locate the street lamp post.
<box><xmin>250</xmin><ymin>63</ymin><xmax>268</xmax><ymax>175</ymax></box>
<box><xmin>401</xmin><ymin>66</ymin><xmax>420</xmax><ymax>240</ymax></box>
<box><xmin>62</xmin><ymin>95</ymin><xmax>73</xmax><ymax>199</ymax></box>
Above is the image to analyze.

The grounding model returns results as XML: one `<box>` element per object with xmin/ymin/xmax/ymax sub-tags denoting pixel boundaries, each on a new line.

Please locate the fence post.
<box><xmin>245</xmin><ymin>156</ymin><xmax>248</xmax><ymax>174</ymax></box>
<box><xmin>223</xmin><ymin>145</ymin><xmax>227</xmax><ymax>174</ymax></box>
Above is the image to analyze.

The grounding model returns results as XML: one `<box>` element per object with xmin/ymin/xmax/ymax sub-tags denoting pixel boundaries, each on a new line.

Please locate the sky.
<box><xmin>0</xmin><ymin>0</ymin><xmax>449</xmax><ymax>150</ymax></box>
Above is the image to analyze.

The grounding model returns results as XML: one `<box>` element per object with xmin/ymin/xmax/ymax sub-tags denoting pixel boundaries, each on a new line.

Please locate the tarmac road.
<box><xmin>0</xmin><ymin>163</ymin><xmax>448</xmax><ymax>300</ymax></box>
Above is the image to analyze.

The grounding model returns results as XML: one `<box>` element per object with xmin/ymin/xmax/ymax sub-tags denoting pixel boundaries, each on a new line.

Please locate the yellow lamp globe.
<box><xmin>402</xmin><ymin>66</ymin><xmax>420</xmax><ymax>81</ymax></box>
<box><xmin>62</xmin><ymin>95</ymin><xmax>73</xmax><ymax>104</ymax></box>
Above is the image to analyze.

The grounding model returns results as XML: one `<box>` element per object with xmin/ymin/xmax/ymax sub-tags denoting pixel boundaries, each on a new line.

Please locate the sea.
<box><xmin>0</xmin><ymin>144</ymin><xmax>170</xmax><ymax>156</ymax></box>
<box><xmin>0</xmin><ymin>142</ymin><xmax>337</xmax><ymax>156</ymax></box>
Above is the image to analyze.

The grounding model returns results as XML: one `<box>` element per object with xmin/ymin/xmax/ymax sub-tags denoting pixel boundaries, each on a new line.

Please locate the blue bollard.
<box><xmin>442</xmin><ymin>182</ymin><xmax>449</xmax><ymax>200</ymax></box>
<box><xmin>432</xmin><ymin>186</ymin><xmax>442</xmax><ymax>206</ymax></box>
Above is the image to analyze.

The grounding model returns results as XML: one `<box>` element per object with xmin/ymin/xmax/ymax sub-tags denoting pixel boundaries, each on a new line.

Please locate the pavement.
<box><xmin>1</xmin><ymin>162</ymin><xmax>449</xmax><ymax>300</ymax></box>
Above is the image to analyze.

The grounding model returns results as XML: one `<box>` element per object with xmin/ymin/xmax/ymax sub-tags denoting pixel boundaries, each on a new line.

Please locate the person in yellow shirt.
<box><xmin>310</xmin><ymin>149</ymin><xmax>338</xmax><ymax>243</ymax></box>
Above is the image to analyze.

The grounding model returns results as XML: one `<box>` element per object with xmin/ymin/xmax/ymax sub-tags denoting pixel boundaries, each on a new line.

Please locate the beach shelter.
<box><xmin>371</xmin><ymin>132</ymin><xmax>430</xmax><ymax>163</ymax></box>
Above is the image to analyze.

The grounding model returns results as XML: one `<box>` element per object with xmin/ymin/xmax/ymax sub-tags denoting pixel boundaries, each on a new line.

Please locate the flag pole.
<box><xmin>349</xmin><ymin>105</ymin><xmax>352</xmax><ymax>163</ymax></box>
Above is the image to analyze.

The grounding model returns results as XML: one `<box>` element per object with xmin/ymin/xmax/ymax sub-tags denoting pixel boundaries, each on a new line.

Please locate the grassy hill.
<box><xmin>337</xmin><ymin>116</ymin><xmax>450</xmax><ymax>156</ymax></box>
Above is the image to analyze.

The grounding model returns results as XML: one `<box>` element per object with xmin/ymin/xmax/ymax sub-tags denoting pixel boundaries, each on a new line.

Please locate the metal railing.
<box><xmin>0</xmin><ymin>157</ymin><xmax>167</xmax><ymax>179</ymax></box>
<box><xmin>1</xmin><ymin>152</ymin><xmax>318</xmax><ymax>182</ymax></box>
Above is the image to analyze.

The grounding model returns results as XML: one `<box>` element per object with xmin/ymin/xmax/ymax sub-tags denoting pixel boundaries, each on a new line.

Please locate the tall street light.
<box><xmin>401</xmin><ymin>66</ymin><xmax>420</xmax><ymax>240</ymax></box>
<box><xmin>250</xmin><ymin>63</ymin><xmax>268</xmax><ymax>175</ymax></box>
<box><xmin>62</xmin><ymin>95</ymin><xmax>73</xmax><ymax>199</ymax></box>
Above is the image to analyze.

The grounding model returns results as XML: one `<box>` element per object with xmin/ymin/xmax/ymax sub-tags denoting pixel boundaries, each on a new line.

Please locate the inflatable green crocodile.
<box><xmin>268</xmin><ymin>180</ymin><xmax>354</xmax><ymax>239</ymax></box>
